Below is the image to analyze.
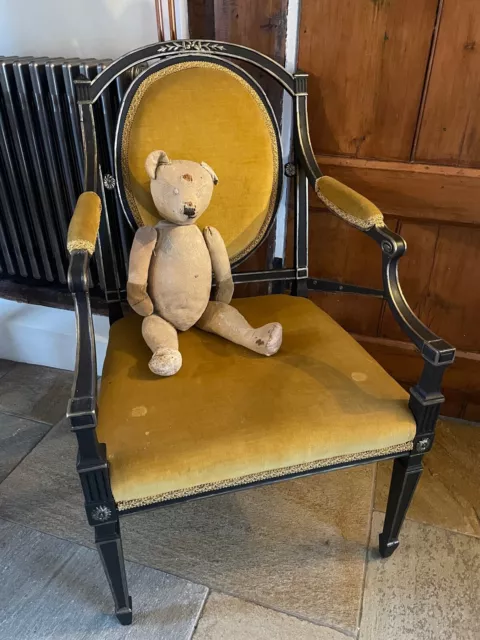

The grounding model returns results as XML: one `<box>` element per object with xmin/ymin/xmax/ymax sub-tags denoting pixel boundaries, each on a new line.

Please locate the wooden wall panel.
<box><xmin>415</xmin><ymin>0</ymin><xmax>480</xmax><ymax>166</ymax></box>
<box><xmin>418</xmin><ymin>226</ymin><xmax>480</xmax><ymax>351</ymax></box>
<box><xmin>357</xmin><ymin>336</ymin><xmax>480</xmax><ymax>419</ymax></box>
<box><xmin>298</xmin><ymin>0</ymin><xmax>438</xmax><ymax>160</ymax></box>
<box><xmin>308</xmin><ymin>210</ymin><xmax>386</xmax><ymax>334</ymax></box>
<box><xmin>188</xmin><ymin>0</ymin><xmax>215</xmax><ymax>39</ymax></box>
<box><xmin>308</xmin><ymin>209</ymin><xmax>384</xmax><ymax>288</ymax></box>
<box><xmin>315</xmin><ymin>156</ymin><xmax>480</xmax><ymax>225</ymax></box>
<box><xmin>213</xmin><ymin>0</ymin><xmax>287</xmax><ymax>61</ymax></box>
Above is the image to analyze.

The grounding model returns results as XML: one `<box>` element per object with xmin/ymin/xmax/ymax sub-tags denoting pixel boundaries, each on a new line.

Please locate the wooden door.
<box><xmin>298</xmin><ymin>0</ymin><xmax>480</xmax><ymax>419</ymax></box>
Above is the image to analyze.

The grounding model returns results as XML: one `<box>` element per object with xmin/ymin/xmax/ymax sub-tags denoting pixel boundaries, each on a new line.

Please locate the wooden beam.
<box><xmin>313</xmin><ymin>156</ymin><xmax>480</xmax><ymax>226</ymax></box>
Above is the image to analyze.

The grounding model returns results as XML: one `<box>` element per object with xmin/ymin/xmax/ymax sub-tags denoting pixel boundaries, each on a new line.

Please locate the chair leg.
<box><xmin>379</xmin><ymin>454</ymin><xmax>423</xmax><ymax>558</ymax></box>
<box><xmin>95</xmin><ymin>520</ymin><xmax>132</xmax><ymax>625</ymax></box>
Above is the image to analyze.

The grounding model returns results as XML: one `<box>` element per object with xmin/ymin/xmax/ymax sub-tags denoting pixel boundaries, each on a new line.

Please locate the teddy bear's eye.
<box><xmin>173</xmin><ymin>188</ymin><xmax>179</xmax><ymax>195</ymax></box>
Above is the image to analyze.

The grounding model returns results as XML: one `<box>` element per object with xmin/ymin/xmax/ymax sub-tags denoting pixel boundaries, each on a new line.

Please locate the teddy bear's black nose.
<box><xmin>183</xmin><ymin>204</ymin><xmax>196</xmax><ymax>218</ymax></box>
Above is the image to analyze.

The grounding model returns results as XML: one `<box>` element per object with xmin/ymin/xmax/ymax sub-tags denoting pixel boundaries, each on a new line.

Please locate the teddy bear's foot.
<box><xmin>148</xmin><ymin>348</ymin><xmax>182</xmax><ymax>376</ymax></box>
<box><xmin>250</xmin><ymin>322</ymin><xmax>283</xmax><ymax>356</ymax></box>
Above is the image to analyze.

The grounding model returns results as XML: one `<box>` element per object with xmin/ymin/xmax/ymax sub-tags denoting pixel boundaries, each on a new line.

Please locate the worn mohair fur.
<box><xmin>127</xmin><ymin>150</ymin><xmax>283</xmax><ymax>376</ymax></box>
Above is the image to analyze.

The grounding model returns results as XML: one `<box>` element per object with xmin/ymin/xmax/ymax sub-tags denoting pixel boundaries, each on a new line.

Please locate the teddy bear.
<box><xmin>127</xmin><ymin>150</ymin><xmax>283</xmax><ymax>376</ymax></box>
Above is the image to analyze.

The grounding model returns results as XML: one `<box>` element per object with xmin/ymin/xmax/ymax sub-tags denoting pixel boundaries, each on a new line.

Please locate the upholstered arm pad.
<box><xmin>315</xmin><ymin>176</ymin><xmax>384</xmax><ymax>231</ymax></box>
<box><xmin>67</xmin><ymin>192</ymin><xmax>102</xmax><ymax>255</ymax></box>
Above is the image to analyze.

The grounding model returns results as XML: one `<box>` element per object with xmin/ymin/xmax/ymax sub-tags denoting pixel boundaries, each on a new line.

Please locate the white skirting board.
<box><xmin>0</xmin><ymin>298</ymin><xmax>109</xmax><ymax>376</ymax></box>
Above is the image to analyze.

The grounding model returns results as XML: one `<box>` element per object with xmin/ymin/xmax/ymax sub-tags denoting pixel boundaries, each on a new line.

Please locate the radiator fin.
<box><xmin>0</xmin><ymin>56</ymin><xmax>137</xmax><ymax>291</ymax></box>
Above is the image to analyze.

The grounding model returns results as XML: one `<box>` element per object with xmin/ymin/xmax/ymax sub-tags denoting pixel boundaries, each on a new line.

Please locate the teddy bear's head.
<box><xmin>145</xmin><ymin>150</ymin><xmax>218</xmax><ymax>225</ymax></box>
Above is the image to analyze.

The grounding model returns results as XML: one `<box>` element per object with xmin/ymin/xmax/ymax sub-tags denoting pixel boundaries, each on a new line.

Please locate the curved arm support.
<box><xmin>67</xmin><ymin>251</ymin><xmax>98</xmax><ymax>434</ymax></box>
<box><xmin>368</xmin><ymin>225</ymin><xmax>455</xmax><ymax>368</ymax></box>
<box><xmin>368</xmin><ymin>226</ymin><xmax>456</xmax><ymax>452</ymax></box>
<box><xmin>67</xmin><ymin>250</ymin><xmax>117</xmax><ymax>526</ymax></box>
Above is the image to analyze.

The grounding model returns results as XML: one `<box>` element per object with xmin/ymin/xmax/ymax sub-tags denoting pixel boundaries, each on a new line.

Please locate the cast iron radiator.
<box><xmin>0</xmin><ymin>56</ymin><xmax>140</xmax><ymax>291</ymax></box>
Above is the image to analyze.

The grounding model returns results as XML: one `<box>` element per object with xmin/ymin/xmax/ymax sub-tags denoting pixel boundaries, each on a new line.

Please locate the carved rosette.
<box><xmin>103</xmin><ymin>174</ymin><xmax>116</xmax><ymax>190</ymax></box>
<box><xmin>415</xmin><ymin>437</ymin><xmax>431</xmax><ymax>453</ymax></box>
<box><xmin>284</xmin><ymin>163</ymin><xmax>296</xmax><ymax>177</ymax></box>
<box><xmin>91</xmin><ymin>505</ymin><xmax>112</xmax><ymax>522</ymax></box>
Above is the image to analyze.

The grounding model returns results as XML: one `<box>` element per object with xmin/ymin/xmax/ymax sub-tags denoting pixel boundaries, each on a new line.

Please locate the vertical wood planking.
<box><xmin>298</xmin><ymin>0</ymin><xmax>439</xmax><ymax>160</ymax></box>
<box><xmin>415</xmin><ymin>0</ymin><xmax>480</xmax><ymax>166</ymax></box>
<box><xmin>213</xmin><ymin>0</ymin><xmax>288</xmax><ymax>62</ymax></box>
<box><xmin>188</xmin><ymin>0</ymin><xmax>215</xmax><ymax>39</ymax></box>
<box><xmin>307</xmin><ymin>209</ymin><xmax>387</xmax><ymax>335</ymax></box>
<box><xmin>417</xmin><ymin>226</ymin><xmax>480</xmax><ymax>351</ymax></box>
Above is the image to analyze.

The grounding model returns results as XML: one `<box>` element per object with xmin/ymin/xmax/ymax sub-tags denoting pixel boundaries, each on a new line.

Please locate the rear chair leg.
<box><xmin>95</xmin><ymin>521</ymin><xmax>132</xmax><ymax>625</ymax></box>
<box><xmin>379</xmin><ymin>454</ymin><xmax>423</xmax><ymax>558</ymax></box>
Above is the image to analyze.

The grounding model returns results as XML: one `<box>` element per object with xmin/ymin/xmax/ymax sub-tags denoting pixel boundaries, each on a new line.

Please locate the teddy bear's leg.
<box><xmin>142</xmin><ymin>314</ymin><xmax>182</xmax><ymax>376</ymax></box>
<box><xmin>196</xmin><ymin>302</ymin><xmax>282</xmax><ymax>356</ymax></box>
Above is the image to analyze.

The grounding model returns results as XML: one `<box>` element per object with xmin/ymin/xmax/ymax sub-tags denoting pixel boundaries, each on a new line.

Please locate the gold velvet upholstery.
<box><xmin>121</xmin><ymin>62</ymin><xmax>279</xmax><ymax>263</ymax></box>
<box><xmin>67</xmin><ymin>192</ymin><xmax>102</xmax><ymax>254</ymax></box>
<box><xmin>315</xmin><ymin>176</ymin><xmax>384</xmax><ymax>230</ymax></box>
<box><xmin>97</xmin><ymin>295</ymin><xmax>415</xmax><ymax>511</ymax></box>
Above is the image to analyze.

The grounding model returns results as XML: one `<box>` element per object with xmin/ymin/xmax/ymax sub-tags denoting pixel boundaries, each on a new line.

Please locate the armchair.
<box><xmin>66</xmin><ymin>40</ymin><xmax>455</xmax><ymax>626</ymax></box>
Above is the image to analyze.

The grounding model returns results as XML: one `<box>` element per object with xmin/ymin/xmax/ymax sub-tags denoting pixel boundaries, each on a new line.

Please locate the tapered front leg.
<box><xmin>379</xmin><ymin>454</ymin><xmax>423</xmax><ymax>558</ymax></box>
<box><xmin>95</xmin><ymin>521</ymin><xmax>132</xmax><ymax>625</ymax></box>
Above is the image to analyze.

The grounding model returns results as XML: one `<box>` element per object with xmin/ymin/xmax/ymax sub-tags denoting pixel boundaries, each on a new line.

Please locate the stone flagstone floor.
<box><xmin>0</xmin><ymin>359</ymin><xmax>478</xmax><ymax>639</ymax></box>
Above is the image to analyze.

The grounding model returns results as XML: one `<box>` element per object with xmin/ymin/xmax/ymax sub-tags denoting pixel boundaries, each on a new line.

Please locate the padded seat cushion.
<box><xmin>97</xmin><ymin>295</ymin><xmax>415</xmax><ymax>510</ymax></box>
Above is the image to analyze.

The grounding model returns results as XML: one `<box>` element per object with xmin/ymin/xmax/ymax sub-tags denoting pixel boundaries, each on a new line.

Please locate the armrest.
<box><xmin>369</xmin><ymin>225</ymin><xmax>455</xmax><ymax>450</ymax></box>
<box><xmin>315</xmin><ymin>175</ymin><xmax>384</xmax><ymax>231</ymax></box>
<box><xmin>309</xmin><ymin>166</ymin><xmax>454</xmax><ymax>446</ymax></box>
<box><xmin>67</xmin><ymin>191</ymin><xmax>102</xmax><ymax>255</ymax></box>
<box><xmin>313</xmin><ymin>174</ymin><xmax>456</xmax><ymax>369</ymax></box>
<box><xmin>66</xmin><ymin>192</ymin><xmax>101</xmax><ymax>430</ymax></box>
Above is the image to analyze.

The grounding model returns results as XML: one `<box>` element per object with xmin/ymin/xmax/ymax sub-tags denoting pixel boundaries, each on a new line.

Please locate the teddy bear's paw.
<box><xmin>251</xmin><ymin>322</ymin><xmax>283</xmax><ymax>356</ymax></box>
<box><xmin>149</xmin><ymin>348</ymin><xmax>182</xmax><ymax>376</ymax></box>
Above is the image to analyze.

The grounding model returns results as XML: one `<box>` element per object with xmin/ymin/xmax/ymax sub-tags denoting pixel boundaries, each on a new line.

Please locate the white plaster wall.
<box><xmin>0</xmin><ymin>299</ymin><xmax>109</xmax><ymax>375</ymax></box>
<box><xmin>0</xmin><ymin>0</ymin><xmax>158</xmax><ymax>59</ymax></box>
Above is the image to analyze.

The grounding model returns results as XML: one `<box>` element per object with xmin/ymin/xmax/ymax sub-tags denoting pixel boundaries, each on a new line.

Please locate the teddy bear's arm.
<box><xmin>203</xmin><ymin>226</ymin><xmax>234</xmax><ymax>304</ymax></box>
<box><xmin>127</xmin><ymin>226</ymin><xmax>157</xmax><ymax>317</ymax></box>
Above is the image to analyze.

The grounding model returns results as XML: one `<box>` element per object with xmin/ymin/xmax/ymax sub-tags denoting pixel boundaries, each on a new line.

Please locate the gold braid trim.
<box><xmin>315</xmin><ymin>186</ymin><xmax>385</xmax><ymax>231</ymax></box>
<box><xmin>67</xmin><ymin>239</ymin><xmax>96</xmax><ymax>254</ymax></box>
<box><xmin>121</xmin><ymin>60</ymin><xmax>279</xmax><ymax>264</ymax></box>
<box><xmin>116</xmin><ymin>440</ymin><xmax>413</xmax><ymax>511</ymax></box>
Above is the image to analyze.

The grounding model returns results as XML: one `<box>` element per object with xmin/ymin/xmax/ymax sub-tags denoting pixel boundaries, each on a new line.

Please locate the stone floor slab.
<box><xmin>0</xmin><ymin>362</ymin><xmax>73</xmax><ymax>424</ymax></box>
<box><xmin>360</xmin><ymin>512</ymin><xmax>480</xmax><ymax>640</ymax></box>
<box><xmin>0</xmin><ymin>411</ymin><xmax>51</xmax><ymax>482</ymax></box>
<box><xmin>375</xmin><ymin>420</ymin><xmax>480</xmax><ymax>537</ymax></box>
<box><xmin>193</xmin><ymin>592</ymin><xmax>348</xmax><ymax>640</ymax></box>
<box><xmin>0</xmin><ymin>517</ymin><xmax>207</xmax><ymax>639</ymax></box>
<box><xmin>0</xmin><ymin>359</ymin><xmax>15</xmax><ymax>381</ymax></box>
<box><xmin>0</xmin><ymin>418</ymin><xmax>374</xmax><ymax>635</ymax></box>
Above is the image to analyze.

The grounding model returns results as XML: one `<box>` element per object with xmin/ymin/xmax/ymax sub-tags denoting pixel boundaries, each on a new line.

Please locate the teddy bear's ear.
<box><xmin>145</xmin><ymin>150</ymin><xmax>171</xmax><ymax>180</ymax></box>
<box><xmin>201</xmin><ymin>161</ymin><xmax>219</xmax><ymax>186</ymax></box>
